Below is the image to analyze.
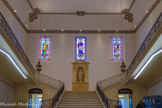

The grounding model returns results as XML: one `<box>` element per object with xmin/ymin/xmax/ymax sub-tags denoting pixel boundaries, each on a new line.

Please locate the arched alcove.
<box><xmin>118</xmin><ymin>88</ymin><xmax>133</xmax><ymax>108</ymax></box>
<box><xmin>28</xmin><ymin>88</ymin><xmax>43</xmax><ymax>108</ymax></box>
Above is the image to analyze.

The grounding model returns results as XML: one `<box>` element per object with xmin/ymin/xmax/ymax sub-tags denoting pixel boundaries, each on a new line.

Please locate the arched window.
<box><xmin>38</xmin><ymin>36</ymin><xmax>51</xmax><ymax>61</ymax></box>
<box><xmin>28</xmin><ymin>88</ymin><xmax>43</xmax><ymax>108</ymax></box>
<box><xmin>74</xmin><ymin>36</ymin><xmax>87</xmax><ymax>61</ymax></box>
<box><xmin>110</xmin><ymin>36</ymin><xmax>123</xmax><ymax>61</ymax></box>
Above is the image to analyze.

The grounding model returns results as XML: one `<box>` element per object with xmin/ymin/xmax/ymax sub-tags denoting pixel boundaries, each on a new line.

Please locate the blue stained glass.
<box><xmin>74</xmin><ymin>36</ymin><xmax>87</xmax><ymax>61</ymax></box>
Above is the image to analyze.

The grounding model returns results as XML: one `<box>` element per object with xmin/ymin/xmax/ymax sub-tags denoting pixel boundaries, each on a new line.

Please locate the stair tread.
<box><xmin>58</xmin><ymin>91</ymin><xmax>103</xmax><ymax>108</ymax></box>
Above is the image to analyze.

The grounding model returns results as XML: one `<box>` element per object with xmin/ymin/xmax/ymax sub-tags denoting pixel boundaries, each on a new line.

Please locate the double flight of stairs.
<box><xmin>57</xmin><ymin>91</ymin><xmax>104</xmax><ymax>108</ymax></box>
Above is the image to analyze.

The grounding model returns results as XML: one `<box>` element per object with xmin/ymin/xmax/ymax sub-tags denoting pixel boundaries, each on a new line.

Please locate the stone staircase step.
<box><xmin>57</xmin><ymin>91</ymin><xmax>103</xmax><ymax>108</ymax></box>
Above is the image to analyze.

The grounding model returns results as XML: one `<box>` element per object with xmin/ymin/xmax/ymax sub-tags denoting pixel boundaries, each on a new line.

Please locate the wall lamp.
<box><xmin>36</xmin><ymin>60</ymin><xmax>42</xmax><ymax>73</ymax></box>
<box><xmin>0</xmin><ymin>49</ymin><xmax>27</xmax><ymax>79</ymax></box>
<box><xmin>121</xmin><ymin>60</ymin><xmax>126</xmax><ymax>72</ymax></box>
<box><xmin>134</xmin><ymin>49</ymin><xmax>162</xmax><ymax>80</ymax></box>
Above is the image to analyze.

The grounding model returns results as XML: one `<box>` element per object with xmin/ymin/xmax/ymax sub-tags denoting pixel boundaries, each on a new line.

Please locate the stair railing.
<box><xmin>97</xmin><ymin>84</ymin><xmax>121</xmax><ymax>108</ymax></box>
<box><xmin>127</xmin><ymin>12</ymin><xmax>162</xmax><ymax>75</ymax></box>
<box><xmin>34</xmin><ymin>72</ymin><xmax>64</xmax><ymax>89</ymax></box>
<box><xmin>0</xmin><ymin>12</ymin><xmax>64</xmax><ymax>89</ymax></box>
<box><xmin>97</xmin><ymin>12</ymin><xmax>162</xmax><ymax>90</ymax></box>
<box><xmin>97</xmin><ymin>84</ymin><xmax>108</xmax><ymax>108</ymax></box>
<box><xmin>42</xmin><ymin>84</ymin><xmax>64</xmax><ymax>108</ymax></box>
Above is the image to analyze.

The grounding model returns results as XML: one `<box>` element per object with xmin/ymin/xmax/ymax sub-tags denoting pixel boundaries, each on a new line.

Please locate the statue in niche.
<box><xmin>77</xmin><ymin>67</ymin><xmax>84</xmax><ymax>83</ymax></box>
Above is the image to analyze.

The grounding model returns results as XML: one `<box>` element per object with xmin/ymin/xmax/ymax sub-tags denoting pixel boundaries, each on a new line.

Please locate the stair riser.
<box><xmin>58</xmin><ymin>91</ymin><xmax>103</xmax><ymax>108</ymax></box>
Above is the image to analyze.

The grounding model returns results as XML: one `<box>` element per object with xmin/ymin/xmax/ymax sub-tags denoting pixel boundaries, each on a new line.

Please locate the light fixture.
<box><xmin>116</xmin><ymin>29</ymin><xmax>119</xmax><ymax>32</ymax></box>
<box><xmin>134</xmin><ymin>25</ymin><xmax>137</xmax><ymax>28</ymax></box>
<box><xmin>121</xmin><ymin>60</ymin><xmax>126</xmax><ymax>72</ymax></box>
<box><xmin>98</xmin><ymin>29</ymin><xmax>101</xmax><ymax>32</ymax></box>
<box><xmin>13</xmin><ymin>9</ymin><xmax>16</xmax><ymax>13</ymax></box>
<box><xmin>76</xmin><ymin>11</ymin><xmax>85</xmax><ymax>16</ymax></box>
<box><xmin>61</xmin><ymin>29</ymin><xmax>64</xmax><ymax>32</ymax></box>
<box><xmin>36</xmin><ymin>60</ymin><xmax>42</xmax><ymax>73</ymax></box>
<box><xmin>146</xmin><ymin>10</ymin><xmax>149</xmax><ymax>13</ymax></box>
<box><xmin>80</xmin><ymin>29</ymin><xmax>82</xmax><ymax>32</ymax></box>
<box><xmin>25</xmin><ymin>24</ymin><xmax>28</xmax><ymax>27</ymax></box>
<box><xmin>29</xmin><ymin>8</ymin><xmax>40</xmax><ymax>22</ymax></box>
<box><xmin>134</xmin><ymin>49</ymin><xmax>162</xmax><ymax>80</ymax></box>
<box><xmin>122</xmin><ymin>9</ymin><xmax>134</xmax><ymax>22</ymax></box>
<box><xmin>119</xmin><ymin>95</ymin><xmax>124</xmax><ymax>98</ymax></box>
<box><xmin>43</xmin><ymin>29</ymin><xmax>46</xmax><ymax>32</ymax></box>
<box><xmin>0</xmin><ymin>49</ymin><xmax>27</xmax><ymax>79</ymax></box>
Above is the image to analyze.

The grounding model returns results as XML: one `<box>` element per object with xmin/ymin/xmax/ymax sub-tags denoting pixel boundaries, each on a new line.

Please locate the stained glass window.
<box><xmin>38</xmin><ymin>36</ymin><xmax>51</xmax><ymax>61</ymax></box>
<box><xmin>74</xmin><ymin>36</ymin><xmax>87</xmax><ymax>61</ymax></box>
<box><xmin>110</xmin><ymin>36</ymin><xmax>123</xmax><ymax>61</ymax></box>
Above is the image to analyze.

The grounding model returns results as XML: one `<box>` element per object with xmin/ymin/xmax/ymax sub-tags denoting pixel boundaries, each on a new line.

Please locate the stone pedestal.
<box><xmin>72</xmin><ymin>60</ymin><xmax>89</xmax><ymax>91</ymax></box>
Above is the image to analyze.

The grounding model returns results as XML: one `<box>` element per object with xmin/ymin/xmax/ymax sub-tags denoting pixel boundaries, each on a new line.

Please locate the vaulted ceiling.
<box><xmin>2</xmin><ymin>0</ymin><xmax>161</xmax><ymax>33</ymax></box>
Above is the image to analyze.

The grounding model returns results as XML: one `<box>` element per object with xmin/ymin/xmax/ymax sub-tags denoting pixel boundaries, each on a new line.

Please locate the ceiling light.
<box><xmin>98</xmin><ymin>29</ymin><xmax>101</xmax><ymax>32</ymax></box>
<box><xmin>0</xmin><ymin>49</ymin><xmax>27</xmax><ymax>79</ymax></box>
<box><xmin>43</xmin><ymin>29</ymin><xmax>46</xmax><ymax>32</ymax></box>
<box><xmin>80</xmin><ymin>29</ymin><xmax>82</xmax><ymax>32</ymax></box>
<box><xmin>134</xmin><ymin>25</ymin><xmax>137</xmax><ymax>28</ymax></box>
<box><xmin>61</xmin><ymin>29</ymin><xmax>64</xmax><ymax>32</ymax></box>
<box><xmin>146</xmin><ymin>10</ymin><xmax>149</xmax><ymax>13</ymax></box>
<box><xmin>134</xmin><ymin>49</ymin><xmax>162</xmax><ymax>80</ymax></box>
<box><xmin>116</xmin><ymin>29</ymin><xmax>119</xmax><ymax>32</ymax></box>
<box><xmin>25</xmin><ymin>25</ymin><xmax>28</xmax><ymax>27</ymax></box>
<box><xmin>13</xmin><ymin>9</ymin><xmax>16</xmax><ymax>13</ymax></box>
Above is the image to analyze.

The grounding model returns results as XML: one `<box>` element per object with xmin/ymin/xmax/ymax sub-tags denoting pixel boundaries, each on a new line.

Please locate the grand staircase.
<box><xmin>57</xmin><ymin>91</ymin><xmax>104</xmax><ymax>108</ymax></box>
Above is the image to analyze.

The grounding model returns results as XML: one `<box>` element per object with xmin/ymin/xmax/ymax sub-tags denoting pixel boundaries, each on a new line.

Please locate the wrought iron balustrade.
<box><xmin>0</xmin><ymin>12</ymin><xmax>35</xmax><ymax>74</ymax></box>
<box><xmin>127</xmin><ymin>12</ymin><xmax>162</xmax><ymax>74</ymax></box>
<box><xmin>97</xmin><ymin>84</ymin><xmax>108</xmax><ymax>108</ymax></box>
<box><xmin>97</xmin><ymin>12</ymin><xmax>162</xmax><ymax>90</ymax></box>
<box><xmin>98</xmin><ymin>72</ymin><xmax>127</xmax><ymax>89</ymax></box>
<box><xmin>97</xmin><ymin>84</ymin><xmax>121</xmax><ymax>108</ymax></box>
<box><xmin>0</xmin><ymin>12</ymin><xmax>64</xmax><ymax>89</ymax></box>
<box><xmin>35</xmin><ymin>72</ymin><xmax>64</xmax><ymax>89</ymax></box>
<box><xmin>42</xmin><ymin>84</ymin><xmax>64</xmax><ymax>108</ymax></box>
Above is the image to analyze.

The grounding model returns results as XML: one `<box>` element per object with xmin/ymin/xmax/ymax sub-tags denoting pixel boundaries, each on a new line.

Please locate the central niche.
<box><xmin>72</xmin><ymin>60</ymin><xmax>89</xmax><ymax>91</ymax></box>
<box><xmin>77</xmin><ymin>67</ymin><xmax>85</xmax><ymax>83</ymax></box>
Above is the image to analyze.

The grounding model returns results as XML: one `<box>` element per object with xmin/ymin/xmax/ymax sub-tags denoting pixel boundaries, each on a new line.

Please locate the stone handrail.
<box><xmin>97</xmin><ymin>12</ymin><xmax>162</xmax><ymax>90</ymax></box>
<box><xmin>0</xmin><ymin>12</ymin><xmax>64</xmax><ymax>89</ymax></box>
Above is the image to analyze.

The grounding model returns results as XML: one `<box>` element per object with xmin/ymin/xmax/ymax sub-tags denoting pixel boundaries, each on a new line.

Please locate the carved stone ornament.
<box><xmin>29</xmin><ymin>8</ymin><xmax>40</xmax><ymax>22</ymax></box>
<box><xmin>72</xmin><ymin>60</ymin><xmax>89</xmax><ymax>91</ymax></box>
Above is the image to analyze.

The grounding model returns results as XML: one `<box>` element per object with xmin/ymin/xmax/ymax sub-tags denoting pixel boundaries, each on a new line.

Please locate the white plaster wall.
<box><xmin>0</xmin><ymin>0</ymin><xmax>27</xmax><ymax>52</ymax></box>
<box><xmin>147</xmin><ymin>81</ymin><xmax>162</xmax><ymax>96</ymax></box>
<box><xmin>135</xmin><ymin>1</ymin><xmax>162</xmax><ymax>51</ymax></box>
<box><xmin>26</xmin><ymin>33</ymin><xmax>135</xmax><ymax>91</ymax></box>
<box><xmin>28</xmin><ymin>15</ymin><xmax>133</xmax><ymax>30</ymax></box>
<box><xmin>0</xmin><ymin>81</ymin><xmax>14</xmax><ymax>103</ymax></box>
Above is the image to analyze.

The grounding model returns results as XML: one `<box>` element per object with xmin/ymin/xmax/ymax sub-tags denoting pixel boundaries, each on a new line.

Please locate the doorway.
<box><xmin>118</xmin><ymin>88</ymin><xmax>133</xmax><ymax>108</ymax></box>
<box><xmin>28</xmin><ymin>88</ymin><xmax>43</xmax><ymax>108</ymax></box>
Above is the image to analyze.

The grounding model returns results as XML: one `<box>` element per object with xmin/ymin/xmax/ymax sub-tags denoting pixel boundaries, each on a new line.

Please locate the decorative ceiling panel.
<box><xmin>30</xmin><ymin>0</ymin><xmax>134</xmax><ymax>13</ymax></box>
